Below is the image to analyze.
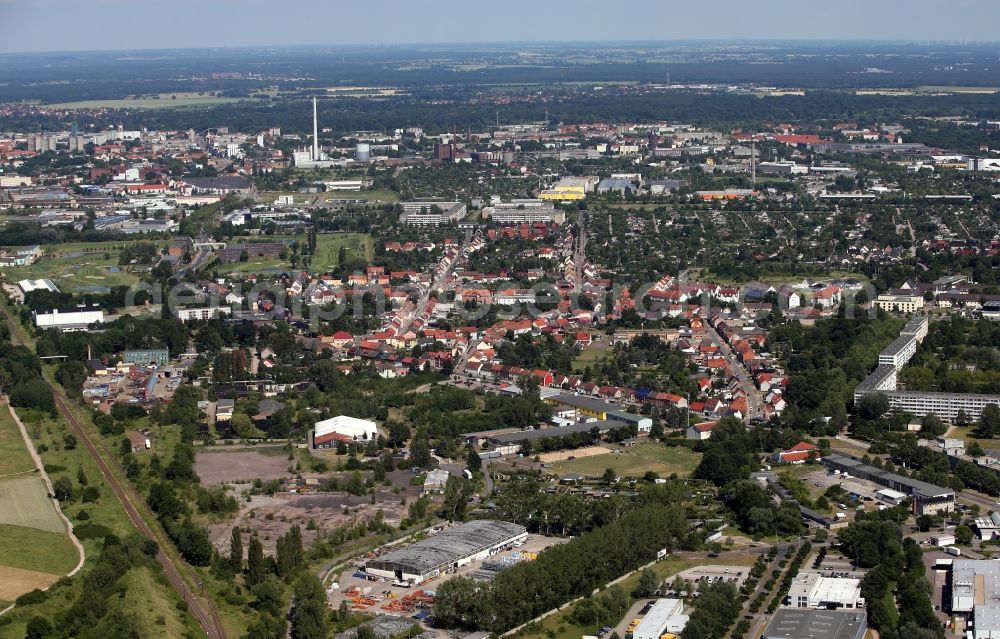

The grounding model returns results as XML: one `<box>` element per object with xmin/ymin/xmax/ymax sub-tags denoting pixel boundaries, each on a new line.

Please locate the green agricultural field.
<box><xmin>0</xmin><ymin>477</ymin><xmax>66</xmax><ymax>533</ymax></box>
<box><xmin>45</xmin><ymin>92</ymin><xmax>260</xmax><ymax>110</ymax></box>
<box><xmin>551</xmin><ymin>443</ymin><xmax>702</xmax><ymax>478</ymax></box>
<box><xmin>0</xmin><ymin>402</ymin><xmax>36</xmax><ymax>477</ymax></box>
<box><xmin>0</xmin><ymin>523</ymin><xmax>78</xmax><ymax>575</ymax></box>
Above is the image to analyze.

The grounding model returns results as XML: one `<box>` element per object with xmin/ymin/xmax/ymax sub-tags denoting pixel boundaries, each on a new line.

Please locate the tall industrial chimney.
<box><xmin>312</xmin><ymin>97</ymin><xmax>319</xmax><ymax>161</ymax></box>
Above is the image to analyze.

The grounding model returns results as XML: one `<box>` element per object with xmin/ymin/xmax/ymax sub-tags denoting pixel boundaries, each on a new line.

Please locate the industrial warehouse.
<box><xmin>821</xmin><ymin>452</ymin><xmax>954</xmax><ymax>515</ymax></box>
<box><xmin>363</xmin><ymin>520</ymin><xmax>528</xmax><ymax>584</ymax></box>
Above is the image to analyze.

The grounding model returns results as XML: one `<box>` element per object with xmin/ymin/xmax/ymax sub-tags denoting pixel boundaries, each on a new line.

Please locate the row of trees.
<box><xmin>839</xmin><ymin>510</ymin><xmax>942</xmax><ymax>639</ymax></box>
<box><xmin>433</xmin><ymin>504</ymin><xmax>688</xmax><ymax>632</ymax></box>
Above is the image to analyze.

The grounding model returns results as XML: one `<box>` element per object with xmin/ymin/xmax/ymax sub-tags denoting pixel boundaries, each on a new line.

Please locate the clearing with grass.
<box><xmin>550</xmin><ymin>443</ymin><xmax>701</xmax><ymax>479</ymax></box>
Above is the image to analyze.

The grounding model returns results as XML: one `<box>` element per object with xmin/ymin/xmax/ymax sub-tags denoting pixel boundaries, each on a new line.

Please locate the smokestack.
<box><xmin>312</xmin><ymin>97</ymin><xmax>319</xmax><ymax>161</ymax></box>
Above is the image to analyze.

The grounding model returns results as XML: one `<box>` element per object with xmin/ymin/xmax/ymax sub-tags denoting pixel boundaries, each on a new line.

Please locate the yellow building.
<box><xmin>539</xmin><ymin>186</ymin><xmax>586</xmax><ymax>201</ymax></box>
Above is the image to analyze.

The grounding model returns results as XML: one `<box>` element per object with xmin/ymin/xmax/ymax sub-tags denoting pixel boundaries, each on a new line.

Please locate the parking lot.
<box><xmin>803</xmin><ymin>469</ymin><xmax>886</xmax><ymax>503</ymax></box>
<box><xmin>675</xmin><ymin>564</ymin><xmax>751</xmax><ymax>590</ymax></box>
<box><xmin>327</xmin><ymin>533</ymin><xmax>566</xmax><ymax>615</ymax></box>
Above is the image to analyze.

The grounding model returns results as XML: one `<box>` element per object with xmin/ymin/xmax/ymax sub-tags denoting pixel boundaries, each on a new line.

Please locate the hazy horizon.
<box><xmin>1</xmin><ymin>0</ymin><xmax>998</xmax><ymax>54</ymax></box>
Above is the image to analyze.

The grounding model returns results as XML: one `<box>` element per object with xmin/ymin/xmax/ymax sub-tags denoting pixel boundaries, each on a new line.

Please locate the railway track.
<box><xmin>2</xmin><ymin>305</ymin><xmax>227</xmax><ymax>639</ymax></box>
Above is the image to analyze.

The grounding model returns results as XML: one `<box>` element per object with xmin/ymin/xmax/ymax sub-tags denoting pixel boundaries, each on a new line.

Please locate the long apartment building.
<box><xmin>854</xmin><ymin>316</ymin><xmax>1000</xmax><ymax>421</ymax></box>
<box><xmin>399</xmin><ymin>201</ymin><xmax>467</xmax><ymax>226</ymax></box>
<box><xmin>482</xmin><ymin>200</ymin><xmax>566</xmax><ymax>225</ymax></box>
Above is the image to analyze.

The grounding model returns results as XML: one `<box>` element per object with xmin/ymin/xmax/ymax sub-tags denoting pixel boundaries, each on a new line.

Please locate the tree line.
<box><xmin>433</xmin><ymin>504</ymin><xmax>688</xmax><ymax>632</ymax></box>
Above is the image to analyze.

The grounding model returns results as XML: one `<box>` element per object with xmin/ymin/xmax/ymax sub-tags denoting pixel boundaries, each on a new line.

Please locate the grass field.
<box><xmin>0</xmin><ymin>403</ymin><xmax>35</xmax><ymax>477</ymax></box>
<box><xmin>0</xmin><ymin>477</ymin><xmax>66</xmax><ymax>532</ymax></box>
<box><xmin>572</xmin><ymin>342</ymin><xmax>610</xmax><ymax>373</ymax></box>
<box><xmin>550</xmin><ymin>443</ymin><xmax>702</xmax><ymax>478</ymax></box>
<box><xmin>0</xmin><ymin>523</ymin><xmax>78</xmax><ymax>575</ymax></box>
<box><xmin>45</xmin><ymin>92</ymin><xmax>259</xmax><ymax>110</ymax></box>
<box><xmin>213</xmin><ymin>232</ymin><xmax>373</xmax><ymax>275</ymax></box>
<box><xmin>119</xmin><ymin>566</ymin><xmax>201</xmax><ymax>639</ymax></box>
<box><xmin>0</xmin><ymin>241</ymin><xmax>144</xmax><ymax>292</ymax></box>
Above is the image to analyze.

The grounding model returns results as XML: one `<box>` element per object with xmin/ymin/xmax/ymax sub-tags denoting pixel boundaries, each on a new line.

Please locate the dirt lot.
<box><xmin>195</xmin><ymin>448</ymin><xmax>297</xmax><ymax>485</ymax></box>
<box><xmin>208</xmin><ymin>470</ymin><xmax>425</xmax><ymax>557</ymax></box>
<box><xmin>328</xmin><ymin>533</ymin><xmax>567</xmax><ymax>615</ymax></box>
<box><xmin>0</xmin><ymin>564</ymin><xmax>61</xmax><ymax>602</ymax></box>
<box><xmin>538</xmin><ymin>446</ymin><xmax>609</xmax><ymax>463</ymax></box>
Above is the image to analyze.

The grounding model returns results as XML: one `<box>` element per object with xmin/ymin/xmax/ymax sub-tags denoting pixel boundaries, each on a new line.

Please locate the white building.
<box><xmin>314</xmin><ymin>415</ymin><xmax>379</xmax><ymax>443</ymax></box>
<box><xmin>633</xmin><ymin>599</ymin><xmax>687</xmax><ymax>639</ymax></box>
<box><xmin>175</xmin><ymin>306</ymin><xmax>233</xmax><ymax>322</ymax></box>
<box><xmin>876</xmin><ymin>292</ymin><xmax>924</xmax><ymax>314</ymax></box>
<box><xmin>33</xmin><ymin>305</ymin><xmax>104</xmax><ymax>331</ymax></box>
<box><xmin>786</xmin><ymin>573</ymin><xmax>865</xmax><ymax>610</ymax></box>
<box><xmin>877</xmin><ymin>334</ymin><xmax>918</xmax><ymax>368</ymax></box>
<box><xmin>874</xmin><ymin>488</ymin><xmax>906</xmax><ymax>506</ymax></box>
<box><xmin>400</xmin><ymin>201</ymin><xmax>467</xmax><ymax>226</ymax></box>
<box><xmin>482</xmin><ymin>201</ymin><xmax>566</xmax><ymax>225</ymax></box>
<box><xmin>951</xmin><ymin>559</ymin><xmax>1000</xmax><ymax>639</ymax></box>
<box><xmin>18</xmin><ymin>279</ymin><xmax>60</xmax><ymax>295</ymax></box>
<box><xmin>423</xmin><ymin>469</ymin><xmax>450</xmax><ymax>493</ymax></box>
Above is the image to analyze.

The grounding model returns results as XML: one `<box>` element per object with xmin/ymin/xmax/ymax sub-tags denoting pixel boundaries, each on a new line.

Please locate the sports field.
<box><xmin>550</xmin><ymin>442</ymin><xmax>702</xmax><ymax>478</ymax></box>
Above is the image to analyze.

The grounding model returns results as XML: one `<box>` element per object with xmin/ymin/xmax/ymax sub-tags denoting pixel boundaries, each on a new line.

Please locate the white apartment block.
<box><xmin>175</xmin><ymin>306</ymin><xmax>233</xmax><ymax>322</ymax></box>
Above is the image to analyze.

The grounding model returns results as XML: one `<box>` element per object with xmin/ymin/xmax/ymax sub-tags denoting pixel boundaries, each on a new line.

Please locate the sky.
<box><xmin>0</xmin><ymin>0</ymin><xmax>998</xmax><ymax>53</ymax></box>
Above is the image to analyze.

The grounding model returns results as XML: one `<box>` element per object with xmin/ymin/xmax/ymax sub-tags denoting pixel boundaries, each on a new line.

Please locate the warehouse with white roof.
<box><xmin>312</xmin><ymin>415</ymin><xmax>379</xmax><ymax>448</ymax></box>
<box><xmin>632</xmin><ymin>598</ymin><xmax>688</xmax><ymax>639</ymax></box>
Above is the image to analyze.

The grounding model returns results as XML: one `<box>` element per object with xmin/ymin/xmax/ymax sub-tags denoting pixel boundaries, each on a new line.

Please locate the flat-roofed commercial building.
<box><xmin>822</xmin><ymin>452</ymin><xmax>954</xmax><ymax>515</ymax></box>
<box><xmin>543</xmin><ymin>393</ymin><xmax>654</xmax><ymax>432</ymax></box>
<box><xmin>950</xmin><ymin>559</ymin><xmax>1000</xmax><ymax>639</ymax></box>
<box><xmin>633</xmin><ymin>599</ymin><xmax>687</xmax><ymax>639</ymax></box>
<box><xmin>33</xmin><ymin>305</ymin><xmax>104</xmax><ymax>331</ymax></box>
<box><xmin>486</xmin><ymin>420</ymin><xmax>633</xmax><ymax>456</ymax></box>
<box><xmin>786</xmin><ymin>573</ymin><xmax>864</xmax><ymax>610</ymax></box>
<box><xmin>762</xmin><ymin>610</ymin><xmax>867</xmax><ymax>639</ymax></box>
<box><xmin>364</xmin><ymin>520</ymin><xmax>527</xmax><ymax>584</ymax></box>
<box><xmin>122</xmin><ymin>349</ymin><xmax>170</xmax><ymax>366</ymax></box>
